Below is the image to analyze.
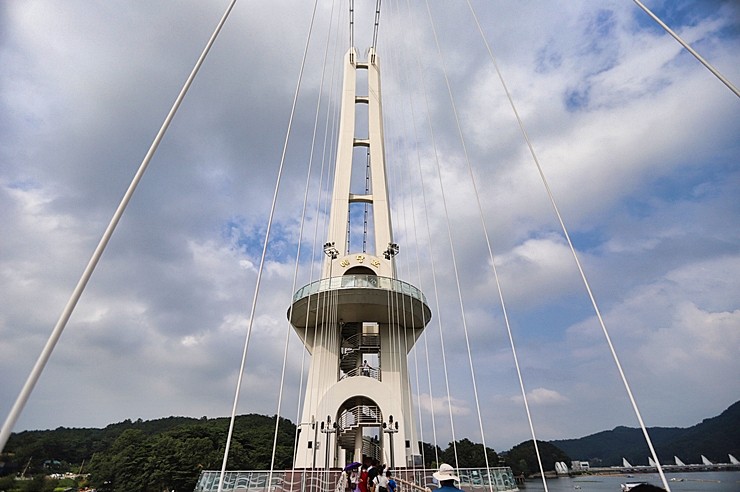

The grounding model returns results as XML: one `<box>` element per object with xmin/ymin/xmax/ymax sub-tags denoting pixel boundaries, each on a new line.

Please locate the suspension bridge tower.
<box><xmin>289</xmin><ymin>47</ymin><xmax>431</xmax><ymax>469</ymax></box>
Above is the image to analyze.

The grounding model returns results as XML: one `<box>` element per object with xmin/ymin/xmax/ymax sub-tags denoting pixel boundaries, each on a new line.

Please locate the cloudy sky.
<box><xmin>1</xmin><ymin>0</ymin><xmax>739</xmax><ymax>458</ymax></box>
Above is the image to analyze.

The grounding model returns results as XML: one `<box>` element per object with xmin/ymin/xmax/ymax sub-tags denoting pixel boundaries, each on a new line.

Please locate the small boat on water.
<box><xmin>621</xmin><ymin>482</ymin><xmax>648</xmax><ymax>491</ymax></box>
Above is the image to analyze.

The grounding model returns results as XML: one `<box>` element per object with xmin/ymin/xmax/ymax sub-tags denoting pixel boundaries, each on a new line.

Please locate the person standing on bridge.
<box><xmin>386</xmin><ymin>470</ymin><xmax>397</xmax><ymax>492</ymax></box>
<box><xmin>373</xmin><ymin>468</ymin><xmax>390</xmax><ymax>492</ymax></box>
<box><xmin>358</xmin><ymin>465</ymin><xmax>369</xmax><ymax>492</ymax></box>
<box><xmin>433</xmin><ymin>464</ymin><xmax>461</xmax><ymax>491</ymax></box>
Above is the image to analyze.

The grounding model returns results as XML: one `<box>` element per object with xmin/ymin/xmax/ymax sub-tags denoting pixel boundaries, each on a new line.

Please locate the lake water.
<box><xmin>519</xmin><ymin>471</ymin><xmax>740</xmax><ymax>492</ymax></box>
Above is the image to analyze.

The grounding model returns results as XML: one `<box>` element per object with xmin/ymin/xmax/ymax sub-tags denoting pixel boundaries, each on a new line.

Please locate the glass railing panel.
<box><xmin>293</xmin><ymin>275</ymin><xmax>427</xmax><ymax>304</ymax></box>
<box><xmin>195</xmin><ymin>467</ymin><xmax>517</xmax><ymax>492</ymax></box>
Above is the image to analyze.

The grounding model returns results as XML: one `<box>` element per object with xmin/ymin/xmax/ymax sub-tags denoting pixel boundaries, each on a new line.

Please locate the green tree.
<box><xmin>418</xmin><ymin>441</ymin><xmax>443</xmax><ymax>468</ymax></box>
<box><xmin>88</xmin><ymin>428</ymin><xmax>151</xmax><ymax>491</ymax></box>
<box><xmin>83</xmin><ymin>414</ymin><xmax>297</xmax><ymax>491</ymax></box>
<box><xmin>439</xmin><ymin>438</ymin><xmax>498</xmax><ymax>468</ymax></box>
<box><xmin>6</xmin><ymin>414</ymin><xmax>297</xmax><ymax>491</ymax></box>
<box><xmin>505</xmin><ymin>440</ymin><xmax>569</xmax><ymax>477</ymax></box>
<box><xmin>0</xmin><ymin>475</ymin><xmax>16</xmax><ymax>491</ymax></box>
<box><xmin>18</xmin><ymin>475</ymin><xmax>57</xmax><ymax>492</ymax></box>
<box><xmin>516</xmin><ymin>459</ymin><xmax>529</xmax><ymax>476</ymax></box>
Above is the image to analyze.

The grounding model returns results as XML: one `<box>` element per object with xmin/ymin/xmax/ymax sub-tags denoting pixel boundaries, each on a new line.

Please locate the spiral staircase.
<box><xmin>335</xmin><ymin>322</ymin><xmax>383</xmax><ymax>461</ymax></box>
<box><xmin>339</xmin><ymin>322</ymin><xmax>381</xmax><ymax>380</ymax></box>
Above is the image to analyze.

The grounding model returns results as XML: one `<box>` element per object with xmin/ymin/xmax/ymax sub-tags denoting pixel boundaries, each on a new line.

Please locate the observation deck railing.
<box><xmin>292</xmin><ymin>275</ymin><xmax>427</xmax><ymax>305</ymax></box>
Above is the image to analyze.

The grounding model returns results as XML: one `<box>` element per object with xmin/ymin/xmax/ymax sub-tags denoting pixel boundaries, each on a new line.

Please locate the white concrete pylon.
<box><xmin>323</xmin><ymin>47</ymin><xmax>393</xmax><ymax>279</ymax></box>
<box><xmin>289</xmin><ymin>48</ymin><xmax>431</xmax><ymax>470</ymax></box>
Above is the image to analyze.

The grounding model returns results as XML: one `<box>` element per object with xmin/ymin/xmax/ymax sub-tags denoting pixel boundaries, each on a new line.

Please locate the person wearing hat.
<box><xmin>433</xmin><ymin>463</ymin><xmax>461</xmax><ymax>491</ymax></box>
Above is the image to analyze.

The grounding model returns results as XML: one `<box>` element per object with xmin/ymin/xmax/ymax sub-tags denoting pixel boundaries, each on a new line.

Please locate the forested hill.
<box><xmin>4</xmin><ymin>416</ymin><xmax>209</xmax><ymax>466</ymax></box>
<box><xmin>551</xmin><ymin>400</ymin><xmax>740</xmax><ymax>466</ymax></box>
<box><xmin>1</xmin><ymin>414</ymin><xmax>297</xmax><ymax>491</ymax></box>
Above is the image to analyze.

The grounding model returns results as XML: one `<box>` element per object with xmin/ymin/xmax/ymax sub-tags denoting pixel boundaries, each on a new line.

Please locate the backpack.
<box><xmin>373</xmin><ymin>476</ymin><xmax>388</xmax><ymax>492</ymax></box>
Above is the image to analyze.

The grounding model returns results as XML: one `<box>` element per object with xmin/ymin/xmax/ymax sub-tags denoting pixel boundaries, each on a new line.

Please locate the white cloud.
<box><xmin>563</xmin><ymin>255</ymin><xmax>740</xmax><ymax>429</ymax></box>
<box><xmin>512</xmin><ymin>388</ymin><xmax>569</xmax><ymax>406</ymax></box>
<box><xmin>492</xmin><ymin>235</ymin><xmax>582</xmax><ymax>307</ymax></box>
<box><xmin>416</xmin><ymin>393</ymin><xmax>471</xmax><ymax>417</ymax></box>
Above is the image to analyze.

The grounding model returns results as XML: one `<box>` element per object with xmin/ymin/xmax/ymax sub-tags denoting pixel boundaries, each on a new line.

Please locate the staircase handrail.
<box><xmin>361</xmin><ymin>435</ymin><xmax>382</xmax><ymax>461</ymax></box>
<box><xmin>337</xmin><ymin>404</ymin><xmax>382</xmax><ymax>431</ymax></box>
<box><xmin>397</xmin><ymin>478</ymin><xmax>431</xmax><ymax>492</ymax></box>
<box><xmin>340</xmin><ymin>366</ymin><xmax>381</xmax><ymax>381</ymax></box>
<box><xmin>342</xmin><ymin>332</ymin><xmax>381</xmax><ymax>349</ymax></box>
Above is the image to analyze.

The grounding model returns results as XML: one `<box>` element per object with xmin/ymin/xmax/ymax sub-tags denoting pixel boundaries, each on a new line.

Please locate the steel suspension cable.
<box><xmin>292</xmin><ymin>0</ymin><xmax>346</xmax><ymax>473</ymax></box>
<box><xmin>307</xmin><ymin>11</ymin><xmax>346</xmax><ymax>474</ymax></box>
<box><xmin>0</xmin><ymin>0</ymin><xmax>240</xmax><ymax>454</ymax></box>
<box><xmin>372</xmin><ymin>0</ymin><xmax>383</xmax><ymax>53</ymax></box>
<box><xmin>321</xmin><ymin>15</ymin><xmax>346</xmax><ymax>267</ymax></box>
<box><xmin>389</xmin><ymin>53</ymin><xmax>435</xmax><ymax>465</ymax></box>
<box><xmin>394</xmin><ymin>117</ymin><xmax>424</xmax><ymax>477</ymax></box>
<box><xmin>383</xmin><ymin>45</ymin><xmax>421</xmax><ymax>469</ymax></box>
<box><xmin>397</xmin><ymin>43</ymin><xmax>443</xmax><ymax>463</ymax></box>
<box><xmin>451</xmin><ymin>3</ymin><xmax>550</xmax><ymax>490</ymax></box>
<box><xmin>216</xmin><ymin>1</ymin><xmax>321</xmax><ymax>490</ymax></box>
<box><xmin>632</xmin><ymin>0</ymin><xmax>739</xmax><ymax>98</ymax></box>
<box><xmin>386</xmin><ymin>108</ymin><xmax>427</xmax><ymax>470</ymax></box>
<box><xmin>421</xmin><ymin>3</ymin><xmax>497</xmax><ymax>486</ymax></box>
<box><xmin>401</xmin><ymin>0</ymin><xmax>440</xmax><ymax>466</ymax></box>
<box><xmin>383</xmin><ymin>24</ymin><xmax>423</xmax><ymax>474</ymax></box>
<box><xmin>410</xmin><ymin>39</ymin><xmax>461</xmax><ymax>476</ymax></box>
<box><xmin>465</xmin><ymin>2</ymin><xmax>672</xmax><ymax>490</ymax></box>
<box><xmin>349</xmin><ymin>0</ymin><xmax>355</xmax><ymax>49</ymax></box>
<box><xmin>292</xmin><ymin>320</ymin><xmax>310</xmax><ymax>470</ymax></box>
<box><xmin>273</xmin><ymin>0</ymin><xmax>339</xmax><ymax>484</ymax></box>
<box><xmin>384</xmin><ymin>19</ymin><xmax>434</xmax><ymax>468</ymax></box>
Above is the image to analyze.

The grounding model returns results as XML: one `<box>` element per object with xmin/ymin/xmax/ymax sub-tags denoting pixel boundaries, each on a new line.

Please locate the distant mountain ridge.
<box><xmin>550</xmin><ymin>400</ymin><xmax>740</xmax><ymax>466</ymax></box>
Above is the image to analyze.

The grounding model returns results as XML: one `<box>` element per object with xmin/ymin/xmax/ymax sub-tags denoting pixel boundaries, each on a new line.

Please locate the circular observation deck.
<box><xmin>289</xmin><ymin>275</ymin><xmax>432</xmax><ymax>329</ymax></box>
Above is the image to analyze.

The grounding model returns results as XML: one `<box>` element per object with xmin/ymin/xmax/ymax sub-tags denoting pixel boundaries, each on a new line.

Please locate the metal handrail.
<box><xmin>343</xmin><ymin>332</ymin><xmax>380</xmax><ymax>349</ymax></box>
<box><xmin>337</xmin><ymin>404</ymin><xmax>382</xmax><ymax>430</ymax></box>
<box><xmin>340</xmin><ymin>366</ymin><xmax>380</xmax><ymax>381</ymax></box>
<box><xmin>293</xmin><ymin>275</ymin><xmax>427</xmax><ymax>304</ymax></box>
<box><xmin>397</xmin><ymin>477</ymin><xmax>431</xmax><ymax>492</ymax></box>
